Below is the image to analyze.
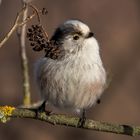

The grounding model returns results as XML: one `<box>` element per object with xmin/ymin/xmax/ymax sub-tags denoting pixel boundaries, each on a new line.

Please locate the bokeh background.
<box><xmin>0</xmin><ymin>0</ymin><xmax>140</xmax><ymax>140</ymax></box>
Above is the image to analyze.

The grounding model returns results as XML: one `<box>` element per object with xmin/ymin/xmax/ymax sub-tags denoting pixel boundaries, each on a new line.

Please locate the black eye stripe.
<box><xmin>51</xmin><ymin>24</ymin><xmax>84</xmax><ymax>42</ymax></box>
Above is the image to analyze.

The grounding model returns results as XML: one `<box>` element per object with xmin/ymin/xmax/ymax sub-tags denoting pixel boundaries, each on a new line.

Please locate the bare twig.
<box><xmin>0</xmin><ymin>6</ymin><xmax>36</xmax><ymax>48</ymax></box>
<box><xmin>29</xmin><ymin>4</ymin><xmax>41</xmax><ymax>24</ymax></box>
<box><xmin>17</xmin><ymin>2</ymin><xmax>31</xmax><ymax>106</ymax></box>
<box><xmin>0</xmin><ymin>3</ymin><xmax>49</xmax><ymax>48</ymax></box>
<box><xmin>0</xmin><ymin>106</ymin><xmax>140</xmax><ymax>136</ymax></box>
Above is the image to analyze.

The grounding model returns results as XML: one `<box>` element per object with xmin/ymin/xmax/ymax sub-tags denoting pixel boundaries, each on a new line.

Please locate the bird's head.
<box><xmin>51</xmin><ymin>20</ymin><xmax>98</xmax><ymax>55</ymax></box>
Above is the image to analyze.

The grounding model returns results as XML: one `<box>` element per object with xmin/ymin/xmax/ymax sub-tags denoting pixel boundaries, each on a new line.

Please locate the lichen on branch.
<box><xmin>0</xmin><ymin>106</ymin><xmax>15</xmax><ymax>123</ymax></box>
<box><xmin>0</xmin><ymin>105</ymin><xmax>140</xmax><ymax>137</ymax></box>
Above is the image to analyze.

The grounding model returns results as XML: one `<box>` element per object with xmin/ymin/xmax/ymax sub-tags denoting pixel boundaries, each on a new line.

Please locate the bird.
<box><xmin>35</xmin><ymin>20</ymin><xmax>106</xmax><ymax>126</ymax></box>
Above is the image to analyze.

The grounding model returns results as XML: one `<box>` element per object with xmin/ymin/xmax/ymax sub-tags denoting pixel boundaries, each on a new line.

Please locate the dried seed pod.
<box><xmin>27</xmin><ymin>24</ymin><xmax>49</xmax><ymax>52</ymax></box>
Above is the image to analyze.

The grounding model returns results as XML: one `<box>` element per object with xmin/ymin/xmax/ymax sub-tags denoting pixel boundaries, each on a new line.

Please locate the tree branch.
<box><xmin>17</xmin><ymin>2</ymin><xmax>31</xmax><ymax>106</ymax></box>
<box><xmin>0</xmin><ymin>106</ymin><xmax>140</xmax><ymax>136</ymax></box>
<box><xmin>0</xmin><ymin>5</ymin><xmax>36</xmax><ymax>48</ymax></box>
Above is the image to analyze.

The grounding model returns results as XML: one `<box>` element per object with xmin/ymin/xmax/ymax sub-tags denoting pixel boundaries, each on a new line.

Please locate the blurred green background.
<box><xmin>0</xmin><ymin>0</ymin><xmax>140</xmax><ymax>140</ymax></box>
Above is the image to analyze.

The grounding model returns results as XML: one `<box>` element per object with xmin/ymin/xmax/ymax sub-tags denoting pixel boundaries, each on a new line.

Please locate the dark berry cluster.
<box><xmin>27</xmin><ymin>25</ymin><xmax>49</xmax><ymax>52</ymax></box>
<box><xmin>27</xmin><ymin>24</ymin><xmax>65</xmax><ymax>60</ymax></box>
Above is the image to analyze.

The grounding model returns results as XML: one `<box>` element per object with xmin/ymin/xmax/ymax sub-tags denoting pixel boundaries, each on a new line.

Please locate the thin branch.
<box><xmin>0</xmin><ymin>6</ymin><xmax>35</xmax><ymax>48</ymax></box>
<box><xmin>17</xmin><ymin>3</ymin><xmax>31</xmax><ymax>106</ymax></box>
<box><xmin>18</xmin><ymin>11</ymin><xmax>35</xmax><ymax>26</ymax></box>
<box><xmin>29</xmin><ymin>4</ymin><xmax>41</xmax><ymax>24</ymax></box>
<box><xmin>0</xmin><ymin>106</ymin><xmax>140</xmax><ymax>137</ymax></box>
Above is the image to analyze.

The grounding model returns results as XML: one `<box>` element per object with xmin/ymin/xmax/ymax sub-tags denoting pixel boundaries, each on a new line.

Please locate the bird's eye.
<box><xmin>73</xmin><ymin>35</ymin><xmax>80</xmax><ymax>40</ymax></box>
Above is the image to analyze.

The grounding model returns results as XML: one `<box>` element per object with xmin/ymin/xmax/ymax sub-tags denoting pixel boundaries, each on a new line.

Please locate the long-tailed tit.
<box><xmin>35</xmin><ymin>20</ymin><xmax>106</xmax><ymax>125</ymax></box>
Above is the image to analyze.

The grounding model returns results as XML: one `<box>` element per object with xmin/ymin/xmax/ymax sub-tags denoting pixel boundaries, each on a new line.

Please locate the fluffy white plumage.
<box><xmin>35</xmin><ymin>20</ymin><xmax>106</xmax><ymax>114</ymax></box>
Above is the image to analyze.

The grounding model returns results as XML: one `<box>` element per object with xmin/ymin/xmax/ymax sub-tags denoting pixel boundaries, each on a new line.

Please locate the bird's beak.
<box><xmin>86</xmin><ymin>32</ymin><xmax>94</xmax><ymax>38</ymax></box>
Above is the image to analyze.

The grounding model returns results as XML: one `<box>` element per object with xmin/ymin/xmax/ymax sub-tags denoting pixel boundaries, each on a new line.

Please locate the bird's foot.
<box><xmin>77</xmin><ymin>109</ymin><xmax>86</xmax><ymax>128</ymax></box>
<box><xmin>77</xmin><ymin>116</ymin><xmax>86</xmax><ymax>128</ymax></box>
<box><xmin>24</xmin><ymin>101</ymin><xmax>51</xmax><ymax>117</ymax></box>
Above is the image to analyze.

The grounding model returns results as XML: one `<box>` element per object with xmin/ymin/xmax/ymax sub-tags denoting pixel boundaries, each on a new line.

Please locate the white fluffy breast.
<box><xmin>35</xmin><ymin>36</ymin><xmax>106</xmax><ymax>113</ymax></box>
